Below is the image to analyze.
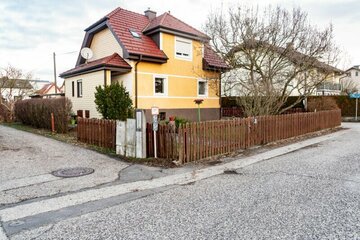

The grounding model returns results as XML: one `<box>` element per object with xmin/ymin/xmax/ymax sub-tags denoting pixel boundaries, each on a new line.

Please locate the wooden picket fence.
<box><xmin>77</xmin><ymin>118</ymin><xmax>116</xmax><ymax>150</ymax></box>
<box><xmin>146</xmin><ymin>110</ymin><xmax>341</xmax><ymax>163</ymax></box>
<box><xmin>146</xmin><ymin>123</ymin><xmax>178</xmax><ymax>159</ymax></box>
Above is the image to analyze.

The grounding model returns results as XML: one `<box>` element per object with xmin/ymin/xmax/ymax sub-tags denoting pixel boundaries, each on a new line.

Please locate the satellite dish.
<box><xmin>80</xmin><ymin>47</ymin><xmax>93</xmax><ymax>61</ymax></box>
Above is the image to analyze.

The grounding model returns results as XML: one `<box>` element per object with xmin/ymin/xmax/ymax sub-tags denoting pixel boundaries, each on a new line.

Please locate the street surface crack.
<box><xmin>244</xmin><ymin>171</ymin><xmax>360</xmax><ymax>184</ymax></box>
<box><xmin>29</xmin><ymin>224</ymin><xmax>55</xmax><ymax>240</ymax></box>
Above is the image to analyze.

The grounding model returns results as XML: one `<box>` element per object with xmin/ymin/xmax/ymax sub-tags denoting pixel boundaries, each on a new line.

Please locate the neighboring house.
<box><xmin>222</xmin><ymin>41</ymin><xmax>343</xmax><ymax>97</ymax></box>
<box><xmin>30</xmin><ymin>82</ymin><xmax>64</xmax><ymax>98</ymax></box>
<box><xmin>60</xmin><ymin>8</ymin><xmax>228</xmax><ymax>121</ymax></box>
<box><xmin>29</xmin><ymin>80</ymin><xmax>51</xmax><ymax>92</ymax></box>
<box><xmin>0</xmin><ymin>77</ymin><xmax>33</xmax><ymax>101</ymax></box>
<box><xmin>341</xmin><ymin>65</ymin><xmax>360</xmax><ymax>92</ymax></box>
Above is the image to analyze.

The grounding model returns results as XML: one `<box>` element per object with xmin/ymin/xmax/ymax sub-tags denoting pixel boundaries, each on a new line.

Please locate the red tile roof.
<box><xmin>107</xmin><ymin>8</ymin><xmax>167</xmax><ymax>59</ymax></box>
<box><xmin>203</xmin><ymin>44</ymin><xmax>230</xmax><ymax>70</ymax></box>
<box><xmin>36</xmin><ymin>83</ymin><xmax>63</xmax><ymax>95</ymax></box>
<box><xmin>60</xmin><ymin>53</ymin><xmax>131</xmax><ymax>78</ymax></box>
<box><xmin>104</xmin><ymin>8</ymin><xmax>226</xmax><ymax>69</ymax></box>
<box><xmin>143</xmin><ymin>12</ymin><xmax>210</xmax><ymax>39</ymax></box>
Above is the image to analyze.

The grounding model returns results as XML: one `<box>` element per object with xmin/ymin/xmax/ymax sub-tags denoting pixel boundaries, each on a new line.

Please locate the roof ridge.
<box><xmin>105</xmin><ymin>53</ymin><xmax>119</xmax><ymax>63</ymax></box>
<box><xmin>107</xmin><ymin>7</ymin><xmax>148</xmax><ymax>19</ymax></box>
<box><xmin>143</xmin><ymin>11</ymin><xmax>209</xmax><ymax>39</ymax></box>
<box><xmin>159</xmin><ymin>12</ymin><xmax>168</xmax><ymax>26</ymax></box>
<box><xmin>106</xmin><ymin>7</ymin><xmax>122</xmax><ymax>18</ymax></box>
<box><xmin>166</xmin><ymin>13</ymin><xmax>208</xmax><ymax>38</ymax></box>
<box><xmin>142</xmin><ymin>13</ymin><xmax>165</xmax><ymax>32</ymax></box>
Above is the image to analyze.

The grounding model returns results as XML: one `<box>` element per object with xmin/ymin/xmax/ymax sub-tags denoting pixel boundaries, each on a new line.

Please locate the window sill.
<box><xmin>175</xmin><ymin>55</ymin><xmax>192</xmax><ymax>61</ymax></box>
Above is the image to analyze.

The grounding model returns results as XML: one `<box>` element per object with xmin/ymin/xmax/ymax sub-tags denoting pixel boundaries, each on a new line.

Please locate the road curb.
<box><xmin>0</xmin><ymin>129</ymin><xmax>348</xmax><ymax>223</ymax></box>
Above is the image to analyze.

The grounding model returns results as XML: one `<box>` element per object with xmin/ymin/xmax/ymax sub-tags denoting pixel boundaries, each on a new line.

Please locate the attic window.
<box><xmin>129</xmin><ymin>29</ymin><xmax>141</xmax><ymax>38</ymax></box>
<box><xmin>175</xmin><ymin>37</ymin><xmax>192</xmax><ymax>61</ymax></box>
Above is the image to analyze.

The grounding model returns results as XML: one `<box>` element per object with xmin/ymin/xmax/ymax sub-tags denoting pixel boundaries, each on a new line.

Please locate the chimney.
<box><xmin>144</xmin><ymin>8</ymin><xmax>156</xmax><ymax>20</ymax></box>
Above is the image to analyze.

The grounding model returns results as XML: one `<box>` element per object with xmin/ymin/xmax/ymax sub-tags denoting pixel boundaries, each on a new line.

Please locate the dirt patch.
<box><xmin>121</xmin><ymin>157</ymin><xmax>178</xmax><ymax>168</ymax></box>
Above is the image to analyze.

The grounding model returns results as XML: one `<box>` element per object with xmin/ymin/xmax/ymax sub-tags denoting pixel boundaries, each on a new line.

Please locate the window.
<box><xmin>356</xmin><ymin>72</ymin><xmax>359</xmax><ymax>77</ymax></box>
<box><xmin>159</xmin><ymin>112</ymin><xmax>166</xmax><ymax>121</ymax></box>
<box><xmin>14</xmin><ymin>96</ymin><xmax>22</xmax><ymax>101</ymax></box>
<box><xmin>175</xmin><ymin>37</ymin><xmax>192</xmax><ymax>60</ymax></box>
<box><xmin>154</xmin><ymin>75</ymin><xmax>167</xmax><ymax>95</ymax></box>
<box><xmin>77</xmin><ymin>80</ymin><xmax>82</xmax><ymax>97</ymax></box>
<box><xmin>129</xmin><ymin>29</ymin><xmax>141</xmax><ymax>38</ymax></box>
<box><xmin>72</xmin><ymin>81</ymin><xmax>75</xmax><ymax>97</ymax></box>
<box><xmin>198</xmin><ymin>79</ymin><xmax>208</xmax><ymax>96</ymax></box>
<box><xmin>77</xmin><ymin>110</ymin><xmax>83</xmax><ymax>118</ymax></box>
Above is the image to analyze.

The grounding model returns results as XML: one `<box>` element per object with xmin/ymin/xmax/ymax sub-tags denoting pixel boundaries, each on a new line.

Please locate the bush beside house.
<box><xmin>94</xmin><ymin>82</ymin><xmax>133</xmax><ymax>121</ymax></box>
<box><xmin>15</xmin><ymin>98</ymin><xmax>72</xmax><ymax>133</ymax></box>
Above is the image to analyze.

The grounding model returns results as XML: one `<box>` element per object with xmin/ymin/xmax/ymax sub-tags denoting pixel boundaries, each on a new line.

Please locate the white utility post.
<box><xmin>350</xmin><ymin>93</ymin><xmax>360</xmax><ymax>121</ymax></box>
<box><xmin>151</xmin><ymin>106</ymin><xmax>159</xmax><ymax>158</ymax></box>
<box><xmin>356</xmin><ymin>98</ymin><xmax>358</xmax><ymax>121</ymax></box>
<box><xmin>135</xmin><ymin>109</ymin><xmax>146</xmax><ymax>158</ymax></box>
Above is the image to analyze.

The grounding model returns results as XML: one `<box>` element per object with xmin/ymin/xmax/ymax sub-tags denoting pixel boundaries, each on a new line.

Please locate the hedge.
<box><xmin>222</xmin><ymin>95</ymin><xmax>356</xmax><ymax>117</ymax></box>
<box><xmin>308</xmin><ymin>96</ymin><xmax>356</xmax><ymax>117</ymax></box>
<box><xmin>15</xmin><ymin>98</ymin><xmax>72</xmax><ymax>133</ymax></box>
<box><xmin>0</xmin><ymin>104</ymin><xmax>11</xmax><ymax>122</ymax></box>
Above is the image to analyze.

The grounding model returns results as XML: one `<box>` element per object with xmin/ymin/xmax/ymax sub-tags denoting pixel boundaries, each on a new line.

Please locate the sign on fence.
<box><xmin>151</xmin><ymin>106</ymin><xmax>159</xmax><ymax>158</ymax></box>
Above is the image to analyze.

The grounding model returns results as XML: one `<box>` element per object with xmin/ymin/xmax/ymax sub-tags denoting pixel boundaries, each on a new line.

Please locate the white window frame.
<box><xmin>153</xmin><ymin>75</ymin><xmax>168</xmax><ymax>96</ymax></box>
<box><xmin>159</xmin><ymin>32</ymin><xmax>163</xmax><ymax>50</ymax></box>
<box><xmin>174</xmin><ymin>36</ymin><xmax>192</xmax><ymax>61</ymax></box>
<box><xmin>197</xmin><ymin>79</ymin><xmax>208</xmax><ymax>97</ymax></box>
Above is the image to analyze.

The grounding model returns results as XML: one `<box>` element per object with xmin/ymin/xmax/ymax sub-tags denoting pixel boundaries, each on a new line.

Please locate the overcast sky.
<box><xmin>0</xmin><ymin>0</ymin><xmax>358</xmax><ymax>84</ymax></box>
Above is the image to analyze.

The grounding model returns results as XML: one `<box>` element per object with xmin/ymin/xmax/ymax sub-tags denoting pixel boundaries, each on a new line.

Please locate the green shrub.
<box><xmin>15</xmin><ymin>98</ymin><xmax>72</xmax><ymax>133</ymax></box>
<box><xmin>94</xmin><ymin>82</ymin><xmax>133</xmax><ymax>120</ymax></box>
<box><xmin>175</xmin><ymin>117</ymin><xmax>189</xmax><ymax>128</ymax></box>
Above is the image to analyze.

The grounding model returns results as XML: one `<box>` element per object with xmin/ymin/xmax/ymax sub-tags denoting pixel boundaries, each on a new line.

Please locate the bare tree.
<box><xmin>340</xmin><ymin>78</ymin><xmax>358</xmax><ymax>95</ymax></box>
<box><xmin>204</xmin><ymin>5</ymin><xmax>342</xmax><ymax>116</ymax></box>
<box><xmin>0</xmin><ymin>65</ymin><xmax>33</xmax><ymax>121</ymax></box>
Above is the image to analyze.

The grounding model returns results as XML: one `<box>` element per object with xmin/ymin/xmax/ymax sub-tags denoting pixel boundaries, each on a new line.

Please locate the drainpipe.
<box><xmin>219</xmin><ymin>73</ymin><xmax>222</xmax><ymax>119</ymax></box>
<box><xmin>134</xmin><ymin>55</ymin><xmax>143</xmax><ymax>109</ymax></box>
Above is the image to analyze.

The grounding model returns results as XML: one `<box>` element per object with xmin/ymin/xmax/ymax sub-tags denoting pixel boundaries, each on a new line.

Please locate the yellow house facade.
<box><xmin>60</xmin><ymin>8</ymin><xmax>228</xmax><ymax>121</ymax></box>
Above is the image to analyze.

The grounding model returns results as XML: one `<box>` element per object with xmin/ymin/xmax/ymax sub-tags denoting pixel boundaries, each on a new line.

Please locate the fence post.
<box><xmin>51</xmin><ymin>113</ymin><xmax>55</xmax><ymax>133</ymax></box>
<box><xmin>116</xmin><ymin>121</ymin><xmax>126</xmax><ymax>156</ymax></box>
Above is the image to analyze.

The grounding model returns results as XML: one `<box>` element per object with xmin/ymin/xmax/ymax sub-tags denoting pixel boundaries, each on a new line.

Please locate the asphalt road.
<box><xmin>6</xmin><ymin>123</ymin><xmax>360</xmax><ymax>239</ymax></box>
<box><xmin>0</xmin><ymin>125</ymin><xmax>128</xmax><ymax>205</ymax></box>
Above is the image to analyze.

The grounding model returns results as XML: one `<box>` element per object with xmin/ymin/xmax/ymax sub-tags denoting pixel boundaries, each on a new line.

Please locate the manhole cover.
<box><xmin>52</xmin><ymin>167</ymin><xmax>95</xmax><ymax>178</ymax></box>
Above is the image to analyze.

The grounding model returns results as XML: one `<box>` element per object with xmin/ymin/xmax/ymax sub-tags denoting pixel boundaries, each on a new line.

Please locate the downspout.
<box><xmin>219</xmin><ymin>72</ymin><xmax>222</xmax><ymax>119</ymax></box>
<box><xmin>134</xmin><ymin>55</ymin><xmax>143</xmax><ymax>109</ymax></box>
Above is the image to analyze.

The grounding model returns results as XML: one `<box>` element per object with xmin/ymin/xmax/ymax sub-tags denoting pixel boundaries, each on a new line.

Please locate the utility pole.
<box><xmin>53</xmin><ymin>52</ymin><xmax>57</xmax><ymax>94</ymax></box>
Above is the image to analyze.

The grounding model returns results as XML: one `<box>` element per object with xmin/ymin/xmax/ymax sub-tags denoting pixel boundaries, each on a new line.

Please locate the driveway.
<box><xmin>0</xmin><ymin>125</ymin><xmax>128</xmax><ymax>206</ymax></box>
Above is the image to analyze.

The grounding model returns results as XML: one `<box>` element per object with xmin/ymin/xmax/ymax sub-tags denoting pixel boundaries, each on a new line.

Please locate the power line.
<box><xmin>57</xmin><ymin>51</ymin><xmax>78</xmax><ymax>55</ymax></box>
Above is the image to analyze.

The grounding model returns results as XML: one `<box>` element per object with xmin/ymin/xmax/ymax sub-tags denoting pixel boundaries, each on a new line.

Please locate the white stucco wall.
<box><xmin>65</xmin><ymin>70</ymin><xmax>104</xmax><ymax>118</ymax></box>
<box><xmin>89</xmin><ymin>28</ymin><xmax>123</xmax><ymax>60</ymax></box>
